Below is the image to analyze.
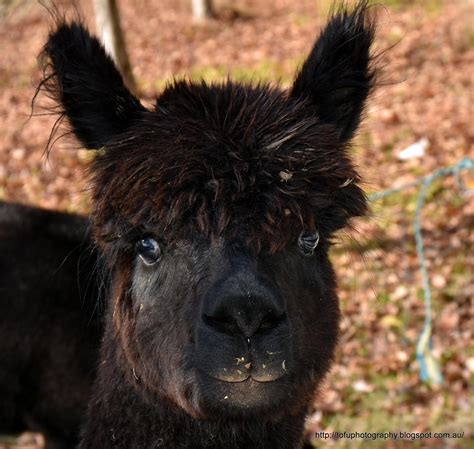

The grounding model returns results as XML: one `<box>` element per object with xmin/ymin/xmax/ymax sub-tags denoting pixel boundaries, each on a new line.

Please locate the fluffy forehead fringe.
<box><xmin>91</xmin><ymin>80</ymin><xmax>367</xmax><ymax>252</ymax></box>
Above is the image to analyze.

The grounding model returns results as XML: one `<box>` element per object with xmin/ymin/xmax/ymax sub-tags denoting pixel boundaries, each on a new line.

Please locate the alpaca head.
<box><xmin>40</xmin><ymin>1</ymin><xmax>375</xmax><ymax>420</ymax></box>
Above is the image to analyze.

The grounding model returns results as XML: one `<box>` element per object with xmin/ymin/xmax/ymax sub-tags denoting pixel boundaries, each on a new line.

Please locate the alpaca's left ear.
<box><xmin>290</xmin><ymin>1</ymin><xmax>376</xmax><ymax>142</ymax></box>
<box><xmin>40</xmin><ymin>21</ymin><xmax>146</xmax><ymax>150</ymax></box>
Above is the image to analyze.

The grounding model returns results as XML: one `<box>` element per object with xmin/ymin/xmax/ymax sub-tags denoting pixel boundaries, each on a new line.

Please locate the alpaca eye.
<box><xmin>136</xmin><ymin>238</ymin><xmax>161</xmax><ymax>265</ymax></box>
<box><xmin>298</xmin><ymin>230</ymin><xmax>320</xmax><ymax>256</ymax></box>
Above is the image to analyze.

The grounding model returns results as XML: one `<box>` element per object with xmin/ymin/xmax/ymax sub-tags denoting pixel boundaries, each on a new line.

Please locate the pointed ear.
<box><xmin>290</xmin><ymin>1</ymin><xmax>376</xmax><ymax>142</ymax></box>
<box><xmin>40</xmin><ymin>22</ymin><xmax>145</xmax><ymax>149</ymax></box>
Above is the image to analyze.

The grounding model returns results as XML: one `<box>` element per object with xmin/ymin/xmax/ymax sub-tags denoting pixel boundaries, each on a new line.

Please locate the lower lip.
<box><xmin>199</xmin><ymin>370</ymin><xmax>286</xmax><ymax>385</ymax></box>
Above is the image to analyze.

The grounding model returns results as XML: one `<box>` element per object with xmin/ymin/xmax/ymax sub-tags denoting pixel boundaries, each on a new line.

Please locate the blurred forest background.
<box><xmin>0</xmin><ymin>0</ymin><xmax>472</xmax><ymax>448</ymax></box>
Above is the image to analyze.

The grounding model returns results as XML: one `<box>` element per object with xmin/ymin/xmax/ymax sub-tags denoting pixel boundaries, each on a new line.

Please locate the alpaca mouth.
<box><xmin>193</xmin><ymin>338</ymin><xmax>292</xmax><ymax>385</ymax></box>
<box><xmin>196</xmin><ymin>369</ymin><xmax>293</xmax><ymax>416</ymax></box>
<box><xmin>198</xmin><ymin>366</ymin><xmax>288</xmax><ymax>384</ymax></box>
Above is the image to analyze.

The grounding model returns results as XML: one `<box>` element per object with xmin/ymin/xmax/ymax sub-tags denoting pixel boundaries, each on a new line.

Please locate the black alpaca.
<box><xmin>0</xmin><ymin>202</ymin><xmax>102</xmax><ymax>449</ymax></box>
<box><xmin>0</xmin><ymin>2</ymin><xmax>376</xmax><ymax>448</ymax></box>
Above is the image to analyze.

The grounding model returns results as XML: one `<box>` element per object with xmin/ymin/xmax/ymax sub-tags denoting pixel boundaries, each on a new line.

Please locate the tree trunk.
<box><xmin>93</xmin><ymin>0</ymin><xmax>137</xmax><ymax>95</ymax></box>
<box><xmin>191</xmin><ymin>0</ymin><xmax>214</xmax><ymax>22</ymax></box>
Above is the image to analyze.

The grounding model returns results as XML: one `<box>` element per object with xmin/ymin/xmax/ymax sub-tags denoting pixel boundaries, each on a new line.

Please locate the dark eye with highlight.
<box><xmin>136</xmin><ymin>237</ymin><xmax>161</xmax><ymax>265</ymax></box>
<box><xmin>298</xmin><ymin>230</ymin><xmax>320</xmax><ymax>256</ymax></box>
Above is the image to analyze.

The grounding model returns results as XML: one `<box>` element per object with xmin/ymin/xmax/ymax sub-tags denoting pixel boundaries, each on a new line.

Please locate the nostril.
<box><xmin>202</xmin><ymin>314</ymin><xmax>239</xmax><ymax>335</ymax></box>
<box><xmin>256</xmin><ymin>313</ymin><xmax>286</xmax><ymax>334</ymax></box>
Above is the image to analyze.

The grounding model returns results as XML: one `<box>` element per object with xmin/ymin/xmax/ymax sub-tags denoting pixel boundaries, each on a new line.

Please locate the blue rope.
<box><xmin>368</xmin><ymin>157</ymin><xmax>474</xmax><ymax>384</ymax></box>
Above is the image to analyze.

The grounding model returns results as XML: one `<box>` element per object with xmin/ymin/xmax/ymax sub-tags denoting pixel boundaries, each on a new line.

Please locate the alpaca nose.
<box><xmin>201</xmin><ymin>265</ymin><xmax>287</xmax><ymax>339</ymax></box>
<box><xmin>202</xmin><ymin>295</ymin><xmax>287</xmax><ymax>338</ymax></box>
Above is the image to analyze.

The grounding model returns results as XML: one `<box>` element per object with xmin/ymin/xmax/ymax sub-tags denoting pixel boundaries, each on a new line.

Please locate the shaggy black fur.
<box><xmin>0</xmin><ymin>202</ymin><xmax>102</xmax><ymax>449</ymax></box>
<box><xmin>2</xmin><ymin>2</ymin><xmax>377</xmax><ymax>448</ymax></box>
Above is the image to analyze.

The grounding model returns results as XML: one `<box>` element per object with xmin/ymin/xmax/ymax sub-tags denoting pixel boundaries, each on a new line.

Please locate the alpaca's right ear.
<box><xmin>40</xmin><ymin>22</ymin><xmax>145</xmax><ymax>149</ymax></box>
